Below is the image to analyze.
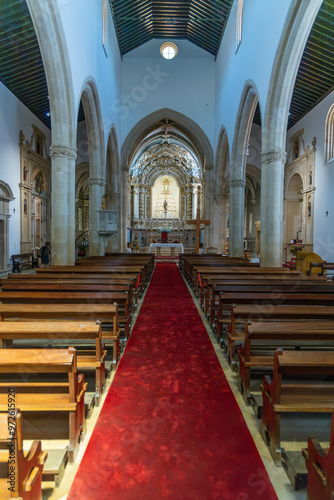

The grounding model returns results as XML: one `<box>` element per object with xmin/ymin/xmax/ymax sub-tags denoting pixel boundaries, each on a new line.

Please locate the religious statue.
<box><xmin>34</xmin><ymin>170</ymin><xmax>44</xmax><ymax>194</ymax></box>
<box><xmin>163</xmin><ymin>199</ymin><xmax>168</xmax><ymax>211</ymax></box>
<box><xmin>308</xmin><ymin>201</ymin><xmax>311</xmax><ymax>217</ymax></box>
<box><xmin>23</xmin><ymin>165</ymin><xmax>28</xmax><ymax>181</ymax></box>
<box><xmin>24</xmin><ymin>198</ymin><xmax>27</xmax><ymax>214</ymax></box>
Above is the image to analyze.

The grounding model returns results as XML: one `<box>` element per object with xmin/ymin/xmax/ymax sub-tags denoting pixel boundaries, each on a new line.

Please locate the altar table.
<box><xmin>149</xmin><ymin>243</ymin><xmax>184</xmax><ymax>257</ymax></box>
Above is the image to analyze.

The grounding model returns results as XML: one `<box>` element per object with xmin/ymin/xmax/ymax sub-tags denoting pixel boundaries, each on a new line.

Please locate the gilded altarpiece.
<box><xmin>129</xmin><ymin>144</ymin><xmax>203</xmax><ymax>249</ymax></box>
<box><xmin>283</xmin><ymin>130</ymin><xmax>316</xmax><ymax>259</ymax></box>
<box><xmin>19</xmin><ymin>126</ymin><xmax>51</xmax><ymax>253</ymax></box>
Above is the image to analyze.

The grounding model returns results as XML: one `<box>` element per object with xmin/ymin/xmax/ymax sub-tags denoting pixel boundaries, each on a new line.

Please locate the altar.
<box><xmin>149</xmin><ymin>243</ymin><xmax>184</xmax><ymax>257</ymax></box>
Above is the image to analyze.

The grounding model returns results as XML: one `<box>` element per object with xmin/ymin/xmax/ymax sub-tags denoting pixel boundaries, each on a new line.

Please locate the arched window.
<box><xmin>236</xmin><ymin>0</ymin><xmax>244</xmax><ymax>53</ymax></box>
<box><xmin>325</xmin><ymin>103</ymin><xmax>334</xmax><ymax>163</ymax></box>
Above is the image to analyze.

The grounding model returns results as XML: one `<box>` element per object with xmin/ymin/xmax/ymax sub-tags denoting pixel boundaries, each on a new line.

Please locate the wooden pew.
<box><xmin>0</xmin><ymin>348</ymin><xmax>86</xmax><ymax>462</ymax></box>
<box><xmin>4</xmin><ymin>273</ymin><xmax>137</xmax><ymax>306</ymax></box>
<box><xmin>0</xmin><ymin>321</ymin><xmax>105</xmax><ymax>405</ymax></box>
<box><xmin>0</xmin><ymin>303</ymin><xmax>120</xmax><ymax>366</ymax></box>
<box><xmin>36</xmin><ymin>267</ymin><xmax>145</xmax><ymax>296</ymax></box>
<box><xmin>303</xmin><ymin>411</ymin><xmax>334</xmax><ymax>500</ymax></box>
<box><xmin>227</xmin><ymin>305</ymin><xmax>334</xmax><ymax>368</ymax></box>
<box><xmin>260</xmin><ymin>350</ymin><xmax>334</xmax><ymax>466</ymax></box>
<box><xmin>200</xmin><ymin>274</ymin><xmax>326</xmax><ymax>310</ymax></box>
<box><xmin>0</xmin><ymin>410</ymin><xmax>47</xmax><ymax>500</ymax></box>
<box><xmin>0</xmin><ymin>290</ymin><xmax>130</xmax><ymax>339</ymax></box>
<box><xmin>11</xmin><ymin>253</ymin><xmax>38</xmax><ymax>273</ymax></box>
<box><xmin>194</xmin><ymin>267</ymin><xmax>300</xmax><ymax>296</ymax></box>
<box><xmin>238</xmin><ymin>321</ymin><xmax>334</xmax><ymax>407</ymax></box>
<box><xmin>203</xmin><ymin>278</ymin><xmax>332</xmax><ymax>319</ymax></box>
<box><xmin>216</xmin><ymin>292</ymin><xmax>334</xmax><ymax>342</ymax></box>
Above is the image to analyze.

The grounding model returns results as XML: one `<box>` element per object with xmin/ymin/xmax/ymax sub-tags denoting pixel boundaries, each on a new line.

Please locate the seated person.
<box><xmin>249</xmin><ymin>252</ymin><xmax>260</xmax><ymax>263</ymax></box>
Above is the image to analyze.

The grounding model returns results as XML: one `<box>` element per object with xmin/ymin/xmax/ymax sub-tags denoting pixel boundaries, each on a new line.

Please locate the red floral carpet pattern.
<box><xmin>68</xmin><ymin>263</ymin><xmax>277</xmax><ymax>500</ymax></box>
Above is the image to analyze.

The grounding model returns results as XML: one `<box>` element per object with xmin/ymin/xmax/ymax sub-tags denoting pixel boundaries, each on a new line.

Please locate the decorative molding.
<box><xmin>50</xmin><ymin>145</ymin><xmax>77</xmax><ymax>160</ymax></box>
<box><xmin>229</xmin><ymin>179</ymin><xmax>246</xmax><ymax>189</ymax></box>
<box><xmin>260</xmin><ymin>151</ymin><xmax>287</xmax><ymax>165</ymax></box>
<box><xmin>88</xmin><ymin>177</ymin><xmax>106</xmax><ymax>187</ymax></box>
<box><xmin>213</xmin><ymin>193</ymin><xmax>224</xmax><ymax>204</ymax></box>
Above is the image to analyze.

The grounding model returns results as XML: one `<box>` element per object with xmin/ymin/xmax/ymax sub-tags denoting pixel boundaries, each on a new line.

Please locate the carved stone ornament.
<box><xmin>213</xmin><ymin>193</ymin><xmax>224</xmax><ymax>204</ymax></box>
<box><xmin>260</xmin><ymin>151</ymin><xmax>287</xmax><ymax>165</ymax></box>
<box><xmin>229</xmin><ymin>179</ymin><xmax>246</xmax><ymax>189</ymax></box>
<box><xmin>50</xmin><ymin>145</ymin><xmax>77</xmax><ymax>160</ymax></box>
<box><xmin>88</xmin><ymin>177</ymin><xmax>106</xmax><ymax>187</ymax></box>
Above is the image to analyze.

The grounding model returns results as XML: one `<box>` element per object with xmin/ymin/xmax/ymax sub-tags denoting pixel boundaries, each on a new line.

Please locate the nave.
<box><xmin>66</xmin><ymin>263</ymin><xmax>277</xmax><ymax>500</ymax></box>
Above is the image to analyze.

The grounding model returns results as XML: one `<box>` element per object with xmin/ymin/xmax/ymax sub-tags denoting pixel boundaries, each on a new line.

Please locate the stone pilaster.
<box><xmin>228</xmin><ymin>178</ymin><xmax>246</xmax><ymax>257</ymax></box>
<box><xmin>260</xmin><ymin>150</ymin><xmax>287</xmax><ymax>266</ymax></box>
<box><xmin>50</xmin><ymin>145</ymin><xmax>77</xmax><ymax>265</ymax></box>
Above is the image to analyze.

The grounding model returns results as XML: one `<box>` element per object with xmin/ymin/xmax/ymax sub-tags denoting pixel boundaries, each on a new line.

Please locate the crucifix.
<box><xmin>186</xmin><ymin>186</ymin><xmax>210</xmax><ymax>254</ymax></box>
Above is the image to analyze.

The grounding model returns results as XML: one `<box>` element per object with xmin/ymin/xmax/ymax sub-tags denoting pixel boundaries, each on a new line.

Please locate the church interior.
<box><xmin>0</xmin><ymin>1</ymin><xmax>334</xmax><ymax>499</ymax></box>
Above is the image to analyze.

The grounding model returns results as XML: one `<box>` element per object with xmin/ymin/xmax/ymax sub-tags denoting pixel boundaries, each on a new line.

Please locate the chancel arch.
<box><xmin>123</xmin><ymin>109</ymin><xmax>213</xmax><ymax>252</ymax></box>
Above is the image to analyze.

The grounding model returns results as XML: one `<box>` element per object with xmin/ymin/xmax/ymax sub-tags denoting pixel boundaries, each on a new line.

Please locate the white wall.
<box><xmin>286</xmin><ymin>90</ymin><xmax>334</xmax><ymax>261</ymax></box>
<box><xmin>120</xmin><ymin>39</ymin><xmax>215</xmax><ymax>147</ymax></box>
<box><xmin>215</xmin><ymin>0</ymin><xmax>292</xmax><ymax>149</ymax></box>
<box><xmin>57</xmin><ymin>0</ymin><xmax>122</xmax><ymax>158</ymax></box>
<box><xmin>0</xmin><ymin>82</ymin><xmax>51</xmax><ymax>260</ymax></box>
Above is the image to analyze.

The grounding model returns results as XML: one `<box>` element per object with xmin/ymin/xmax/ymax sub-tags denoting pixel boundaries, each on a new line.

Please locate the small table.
<box><xmin>149</xmin><ymin>243</ymin><xmax>184</xmax><ymax>257</ymax></box>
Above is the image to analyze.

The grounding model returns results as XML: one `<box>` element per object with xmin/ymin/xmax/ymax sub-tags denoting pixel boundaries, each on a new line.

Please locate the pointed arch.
<box><xmin>231</xmin><ymin>81</ymin><xmax>260</xmax><ymax>181</ymax></box>
<box><xmin>261</xmin><ymin>0</ymin><xmax>322</xmax><ymax>266</ymax></box>
<box><xmin>121</xmin><ymin>108</ymin><xmax>213</xmax><ymax>172</ymax></box>
<box><xmin>229</xmin><ymin>81</ymin><xmax>260</xmax><ymax>256</ymax></box>
<box><xmin>26</xmin><ymin>0</ymin><xmax>77</xmax><ymax>264</ymax></box>
<box><xmin>80</xmin><ymin>78</ymin><xmax>105</xmax><ymax>179</ymax></box>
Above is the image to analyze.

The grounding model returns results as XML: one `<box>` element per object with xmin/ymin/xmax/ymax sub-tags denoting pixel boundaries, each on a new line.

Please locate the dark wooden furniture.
<box><xmin>260</xmin><ymin>350</ymin><xmax>334</xmax><ymax>465</ymax></box>
<box><xmin>303</xmin><ymin>411</ymin><xmax>334</xmax><ymax>500</ymax></box>
<box><xmin>11</xmin><ymin>253</ymin><xmax>38</xmax><ymax>273</ymax></box>
<box><xmin>0</xmin><ymin>410</ymin><xmax>47</xmax><ymax>500</ymax></box>
<box><xmin>0</xmin><ymin>347</ymin><xmax>87</xmax><ymax>462</ymax></box>
<box><xmin>0</xmin><ymin>303</ymin><xmax>120</xmax><ymax>366</ymax></box>
<box><xmin>0</xmin><ymin>321</ymin><xmax>105</xmax><ymax>405</ymax></box>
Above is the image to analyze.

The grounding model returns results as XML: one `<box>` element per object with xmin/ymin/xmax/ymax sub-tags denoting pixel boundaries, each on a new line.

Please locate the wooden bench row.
<box><xmin>0</xmin><ymin>410</ymin><xmax>47</xmax><ymax>500</ymax></box>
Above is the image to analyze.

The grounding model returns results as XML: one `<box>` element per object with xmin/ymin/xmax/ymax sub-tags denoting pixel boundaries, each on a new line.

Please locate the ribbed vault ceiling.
<box><xmin>0</xmin><ymin>1</ymin><xmax>333</xmax><ymax>133</ymax></box>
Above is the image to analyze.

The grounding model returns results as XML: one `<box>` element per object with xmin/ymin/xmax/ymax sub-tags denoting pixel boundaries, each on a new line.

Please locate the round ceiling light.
<box><xmin>160</xmin><ymin>42</ymin><xmax>178</xmax><ymax>60</ymax></box>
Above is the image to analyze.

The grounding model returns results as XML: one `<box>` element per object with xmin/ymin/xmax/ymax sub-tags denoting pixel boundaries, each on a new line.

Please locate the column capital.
<box><xmin>50</xmin><ymin>145</ymin><xmax>77</xmax><ymax>160</ymax></box>
<box><xmin>260</xmin><ymin>150</ymin><xmax>287</xmax><ymax>165</ymax></box>
<box><xmin>88</xmin><ymin>177</ymin><xmax>106</xmax><ymax>187</ymax></box>
<box><xmin>229</xmin><ymin>179</ymin><xmax>246</xmax><ymax>189</ymax></box>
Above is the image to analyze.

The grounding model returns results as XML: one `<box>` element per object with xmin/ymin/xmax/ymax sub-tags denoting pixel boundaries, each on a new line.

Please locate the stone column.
<box><xmin>105</xmin><ymin>192</ymin><xmax>121</xmax><ymax>253</ymax></box>
<box><xmin>67</xmin><ymin>149</ymin><xmax>77</xmax><ymax>264</ymax></box>
<box><xmin>260</xmin><ymin>150</ymin><xmax>287</xmax><ymax>267</ymax></box>
<box><xmin>120</xmin><ymin>166</ymin><xmax>129</xmax><ymax>252</ymax></box>
<box><xmin>50</xmin><ymin>145</ymin><xmax>76</xmax><ymax>265</ymax></box>
<box><xmin>228</xmin><ymin>178</ymin><xmax>246</xmax><ymax>257</ymax></box>
<box><xmin>139</xmin><ymin>186</ymin><xmax>145</xmax><ymax>219</ymax></box>
<box><xmin>88</xmin><ymin>177</ymin><xmax>106</xmax><ymax>256</ymax></box>
<box><xmin>186</xmin><ymin>186</ymin><xmax>192</xmax><ymax>219</ymax></box>
<box><xmin>206</xmin><ymin>193</ymin><xmax>227</xmax><ymax>253</ymax></box>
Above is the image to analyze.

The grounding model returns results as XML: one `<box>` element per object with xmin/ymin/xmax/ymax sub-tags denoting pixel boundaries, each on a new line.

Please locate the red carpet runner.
<box><xmin>68</xmin><ymin>263</ymin><xmax>278</xmax><ymax>500</ymax></box>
